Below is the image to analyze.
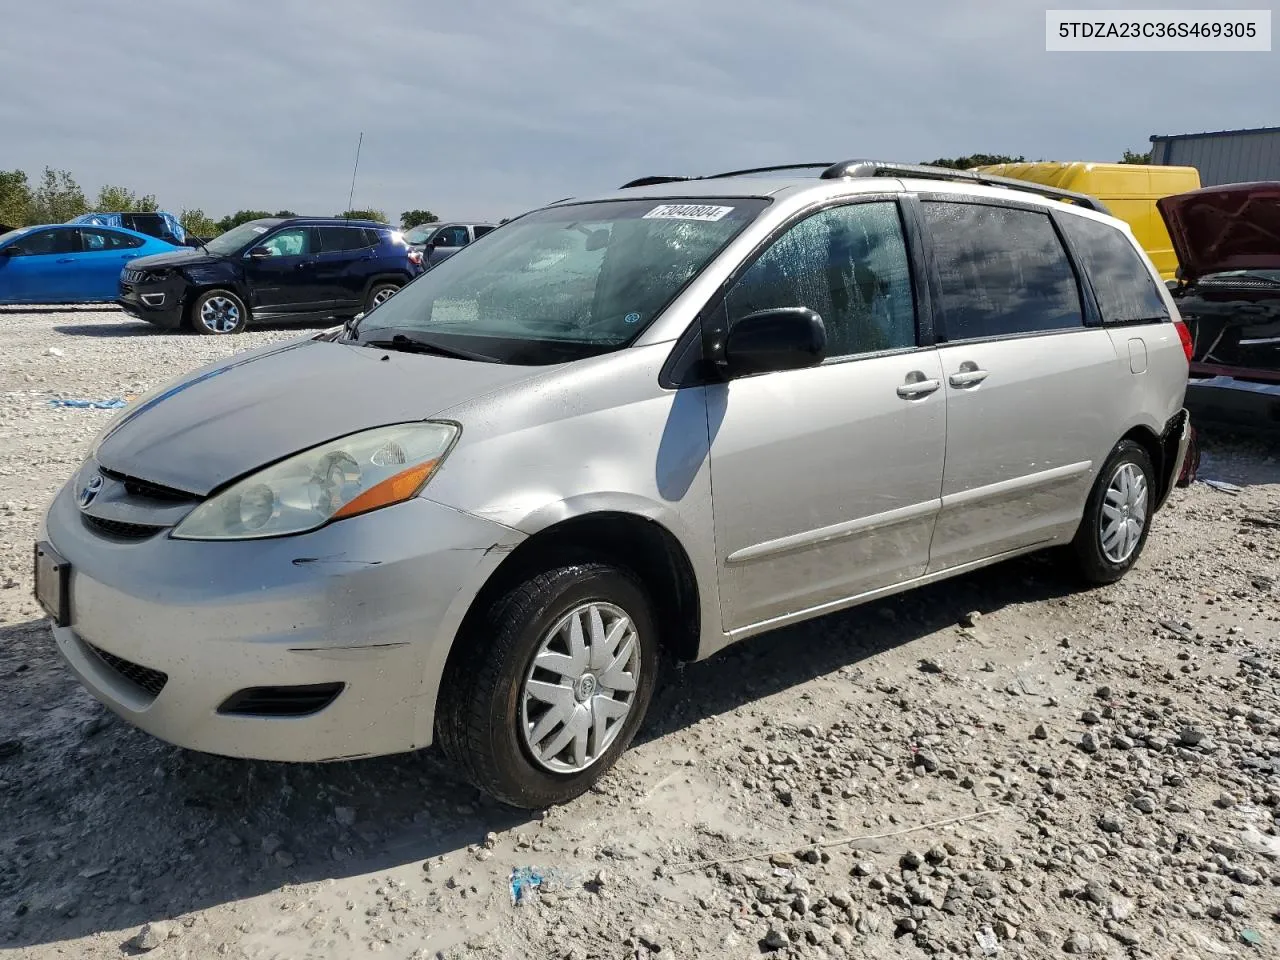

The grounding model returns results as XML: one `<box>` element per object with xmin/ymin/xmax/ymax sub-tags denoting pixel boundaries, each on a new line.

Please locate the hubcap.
<box><xmin>199</xmin><ymin>296</ymin><xmax>240</xmax><ymax>333</ymax></box>
<box><xmin>371</xmin><ymin>286</ymin><xmax>396</xmax><ymax>307</ymax></box>
<box><xmin>519</xmin><ymin>601</ymin><xmax>641</xmax><ymax>774</ymax></box>
<box><xmin>1100</xmin><ymin>462</ymin><xmax>1148</xmax><ymax>564</ymax></box>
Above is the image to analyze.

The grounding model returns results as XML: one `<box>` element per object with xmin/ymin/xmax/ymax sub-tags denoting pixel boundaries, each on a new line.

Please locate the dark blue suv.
<box><xmin>117</xmin><ymin>217</ymin><xmax>424</xmax><ymax>335</ymax></box>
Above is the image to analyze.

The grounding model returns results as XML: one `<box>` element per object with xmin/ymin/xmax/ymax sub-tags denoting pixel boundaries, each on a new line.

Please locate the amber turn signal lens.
<box><xmin>332</xmin><ymin>459</ymin><xmax>440</xmax><ymax>520</ymax></box>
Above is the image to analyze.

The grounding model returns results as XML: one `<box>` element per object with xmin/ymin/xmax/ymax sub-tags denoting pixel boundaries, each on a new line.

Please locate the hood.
<box><xmin>94</xmin><ymin>338</ymin><xmax>541</xmax><ymax>496</ymax></box>
<box><xmin>1157</xmin><ymin>181</ymin><xmax>1280</xmax><ymax>282</ymax></box>
<box><xmin>130</xmin><ymin>248</ymin><xmax>222</xmax><ymax>271</ymax></box>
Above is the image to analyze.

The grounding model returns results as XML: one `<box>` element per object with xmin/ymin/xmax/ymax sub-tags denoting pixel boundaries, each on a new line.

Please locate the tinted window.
<box><xmin>80</xmin><ymin>228</ymin><xmax>143</xmax><ymax>251</ymax></box>
<box><xmin>725</xmin><ymin>201</ymin><xmax>917</xmax><ymax>357</ymax></box>
<box><xmin>474</xmin><ymin>225</ymin><xmax>495</xmax><ymax>238</ymax></box>
<box><xmin>124</xmin><ymin>214</ymin><xmax>165</xmax><ymax>237</ymax></box>
<box><xmin>5</xmin><ymin>229</ymin><xmax>76</xmax><ymax>256</ymax></box>
<box><xmin>1058</xmin><ymin>214</ymin><xmax>1169</xmax><ymax>323</ymax></box>
<box><xmin>317</xmin><ymin>226</ymin><xmax>375</xmax><ymax>253</ymax></box>
<box><xmin>435</xmin><ymin>226</ymin><xmax>469</xmax><ymax>247</ymax></box>
<box><xmin>922</xmin><ymin>201</ymin><xmax>1083</xmax><ymax>340</ymax></box>
<box><xmin>260</xmin><ymin>227</ymin><xmax>311</xmax><ymax>257</ymax></box>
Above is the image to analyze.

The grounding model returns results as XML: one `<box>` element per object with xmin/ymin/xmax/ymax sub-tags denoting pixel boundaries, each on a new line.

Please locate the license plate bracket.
<box><xmin>33</xmin><ymin>541</ymin><xmax>71</xmax><ymax>628</ymax></box>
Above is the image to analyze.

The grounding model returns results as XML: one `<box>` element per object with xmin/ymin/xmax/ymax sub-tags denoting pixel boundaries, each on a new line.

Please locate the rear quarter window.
<box><xmin>921</xmin><ymin>201</ymin><xmax>1083</xmax><ymax>341</ymax></box>
<box><xmin>1058</xmin><ymin>214</ymin><xmax>1170</xmax><ymax>324</ymax></box>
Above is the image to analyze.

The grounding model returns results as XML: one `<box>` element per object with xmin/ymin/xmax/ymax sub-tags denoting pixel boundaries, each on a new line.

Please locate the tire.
<box><xmin>436</xmin><ymin>563</ymin><xmax>659</xmax><ymax>809</ymax></box>
<box><xmin>365</xmin><ymin>282</ymin><xmax>400</xmax><ymax>312</ymax></box>
<box><xmin>1068</xmin><ymin>440</ymin><xmax>1156</xmax><ymax>585</ymax></box>
<box><xmin>190</xmin><ymin>289</ymin><xmax>248</xmax><ymax>335</ymax></box>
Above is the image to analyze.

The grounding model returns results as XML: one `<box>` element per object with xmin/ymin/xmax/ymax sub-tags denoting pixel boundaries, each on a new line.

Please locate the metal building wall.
<box><xmin>1149</xmin><ymin>126</ymin><xmax>1280</xmax><ymax>186</ymax></box>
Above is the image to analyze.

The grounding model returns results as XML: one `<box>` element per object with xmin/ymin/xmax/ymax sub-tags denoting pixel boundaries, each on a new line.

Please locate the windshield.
<box><xmin>205</xmin><ymin>219</ymin><xmax>281</xmax><ymax>256</ymax></box>
<box><xmin>404</xmin><ymin>224</ymin><xmax>437</xmax><ymax>244</ymax></box>
<box><xmin>355</xmin><ymin>198</ymin><xmax>768</xmax><ymax>363</ymax></box>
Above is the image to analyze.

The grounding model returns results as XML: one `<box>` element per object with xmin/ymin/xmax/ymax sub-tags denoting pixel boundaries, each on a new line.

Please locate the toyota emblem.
<box><xmin>78</xmin><ymin>473</ymin><xmax>104</xmax><ymax>509</ymax></box>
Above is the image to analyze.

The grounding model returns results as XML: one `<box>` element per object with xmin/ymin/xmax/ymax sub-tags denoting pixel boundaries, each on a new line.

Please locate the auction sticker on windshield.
<box><xmin>643</xmin><ymin>204</ymin><xmax>734</xmax><ymax>222</ymax></box>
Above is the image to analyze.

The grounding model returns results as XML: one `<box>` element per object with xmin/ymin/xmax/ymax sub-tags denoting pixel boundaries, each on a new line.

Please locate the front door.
<box><xmin>0</xmin><ymin>228</ymin><xmax>80</xmax><ymax>303</ymax></box>
<box><xmin>916</xmin><ymin>197</ymin><xmax>1127</xmax><ymax>572</ymax></box>
<box><xmin>243</xmin><ymin>226</ymin><xmax>322</xmax><ymax>313</ymax></box>
<box><xmin>706</xmin><ymin>199</ymin><xmax>947</xmax><ymax>634</ymax></box>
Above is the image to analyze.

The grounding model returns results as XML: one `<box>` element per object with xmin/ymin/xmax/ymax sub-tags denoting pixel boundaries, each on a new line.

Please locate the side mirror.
<box><xmin>721</xmin><ymin>307</ymin><xmax>826</xmax><ymax>377</ymax></box>
<box><xmin>249</xmin><ymin>246</ymin><xmax>272</xmax><ymax>259</ymax></box>
<box><xmin>0</xmin><ymin>246</ymin><xmax>13</xmax><ymax>257</ymax></box>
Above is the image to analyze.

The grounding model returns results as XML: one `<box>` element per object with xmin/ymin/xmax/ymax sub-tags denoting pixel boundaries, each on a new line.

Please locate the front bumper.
<box><xmin>1186</xmin><ymin>375</ymin><xmax>1280</xmax><ymax>434</ymax></box>
<box><xmin>44</xmin><ymin>482</ymin><xmax>524</xmax><ymax>761</ymax></box>
<box><xmin>117</xmin><ymin>277</ymin><xmax>188</xmax><ymax>329</ymax></box>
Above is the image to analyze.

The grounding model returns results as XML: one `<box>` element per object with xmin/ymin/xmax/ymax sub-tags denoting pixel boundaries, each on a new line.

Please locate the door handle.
<box><xmin>295</xmin><ymin>261</ymin><xmax>315</xmax><ymax>270</ymax></box>
<box><xmin>896</xmin><ymin>378</ymin><xmax>941</xmax><ymax>399</ymax></box>
<box><xmin>121</xmin><ymin>254</ymin><xmax>138</xmax><ymax>260</ymax></box>
<box><xmin>56</xmin><ymin>258</ymin><xmax>75</xmax><ymax>263</ymax></box>
<box><xmin>949</xmin><ymin>368</ymin><xmax>989</xmax><ymax>388</ymax></box>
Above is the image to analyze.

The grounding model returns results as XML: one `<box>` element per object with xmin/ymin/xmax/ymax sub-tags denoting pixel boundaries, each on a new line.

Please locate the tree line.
<box><xmin>0</xmin><ymin>167</ymin><xmax>440</xmax><ymax>237</ymax></box>
<box><xmin>3</xmin><ymin>152</ymin><xmax>1154</xmax><ymax>237</ymax></box>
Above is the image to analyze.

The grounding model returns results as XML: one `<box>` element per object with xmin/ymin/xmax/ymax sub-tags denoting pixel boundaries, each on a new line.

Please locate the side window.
<box><xmin>124</xmin><ymin>214</ymin><xmax>164</xmax><ymax>238</ymax></box>
<box><xmin>921</xmin><ymin>201</ymin><xmax>1083</xmax><ymax>340</ymax></box>
<box><xmin>6</xmin><ymin>229</ymin><xmax>76</xmax><ymax>256</ymax></box>
<box><xmin>435</xmin><ymin>225</ymin><xmax>469</xmax><ymax>247</ymax></box>
<box><xmin>317</xmin><ymin>226</ymin><xmax>375</xmax><ymax>253</ymax></box>
<box><xmin>79</xmin><ymin>228</ymin><xmax>143</xmax><ymax>251</ymax></box>
<box><xmin>724</xmin><ymin>201</ymin><xmax>917</xmax><ymax>358</ymax></box>
<box><xmin>1058</xmin><ymin>214</ymin><xmax>1170</xmax><ymax>323</ymax></box>
<box><xmin>260</xmin><ymin>227</ymin><xmax>311</xmax><ymax>257</ymax></box>
<box><xmin>473</xmin><ymin>225</ymin><xmax>495</xmax><ymax>238</ymax></box>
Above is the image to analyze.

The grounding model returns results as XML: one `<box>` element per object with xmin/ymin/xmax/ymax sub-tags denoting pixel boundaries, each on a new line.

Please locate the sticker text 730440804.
<box><xmin>642</xmin><ymin>204</ymin><xmax>735</xmax><ymax>222</ymax></box>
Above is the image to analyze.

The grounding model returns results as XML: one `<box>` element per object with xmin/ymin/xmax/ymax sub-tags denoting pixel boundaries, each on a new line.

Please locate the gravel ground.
<box><xmin>0</xmin><ymin>307</ymin><xmax>1278</xmax><ymax>960</ymax></box>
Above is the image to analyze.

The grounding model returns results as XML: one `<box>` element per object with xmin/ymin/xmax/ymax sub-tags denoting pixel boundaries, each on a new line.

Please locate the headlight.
<box><xmin>172</xmin><ymin>422</ymin><xmax>459</xmax><ymax>541</ymax></box>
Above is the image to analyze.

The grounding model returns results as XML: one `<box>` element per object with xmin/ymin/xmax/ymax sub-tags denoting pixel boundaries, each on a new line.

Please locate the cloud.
<box><xmin>1</xmin><ymin>0</ymin><xmax>1274</xmax><ymax>223</ymax></box>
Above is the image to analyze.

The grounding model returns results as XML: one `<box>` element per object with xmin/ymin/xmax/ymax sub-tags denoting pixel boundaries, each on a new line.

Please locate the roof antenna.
<box><xmin>345</xmin><ymin>131</ymin><xmax>364</xmax><ymax>220</ymax></box>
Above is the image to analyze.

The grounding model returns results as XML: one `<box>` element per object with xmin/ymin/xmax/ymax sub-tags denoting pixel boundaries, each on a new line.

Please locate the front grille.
<box><xmin>217</xmin><ymin>683</ymin><xmax>345</xmax><ymax>718</ymax></box>
<box><xmin>84</xmin><ymin>641</ymin><xmax>168</xmax><ymax>698</ymax></box>
<box><xmin>82</xmin><ymin>514</ymin><xmax>164</xmax><ymax>540</ymax></box>
<box><xmin>99</xmin><ymin>468</ymin><xmax>196</xmax><ymax>503</ymax></box>
<box><xmin>122</xmin><ymin>269</ymin><xmax>150</xmax><ymax>284</ymax></box>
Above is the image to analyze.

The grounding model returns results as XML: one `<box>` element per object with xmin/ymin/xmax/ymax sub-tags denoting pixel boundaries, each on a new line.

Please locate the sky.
<box><xmin>1</xmin><ymin>0</ymin><xmax>1276</xmax><ymax>224</ymax></box>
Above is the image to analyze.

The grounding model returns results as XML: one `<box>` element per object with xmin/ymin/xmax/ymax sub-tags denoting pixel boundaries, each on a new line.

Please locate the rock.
<box><xmin>1107</xmin><ymin>924</ymin><xmax>1142</xmax><ymax>947</ymax></box>
<box><xmin>274</xmin><ymin>850</ymin><xmax>296</xmax><ymax>867</ymax></box>
<box><xmin>900</xmin><ymin>850</ymin><xmax>924</xmax><ymax>870</ymax></box>
<box><xmin>896</xmin><ymin>916</ymin><xmax>918</xmax><ymax>933</ymax></box>
<box><xmin>261</xmin><ymin>834</ymin><xmax>283</xmax><ymax>856</ymax></box>
<box><xmin>1111</xmin><ymin>735</ymin><xmax>1135</xmax><ymax>750</ymax></box>
<box><xmin>334</xmin><ymin>806</ymin><xmax>357</xmax><ymax>827</ymax></box>
<box><xmin>1081</xmin><ymin>710</ymin><xmax>1102</xmax><ymax>725</ymax></box>
<box><xmin>1226</xmin><ymin>895</ymin><xmax>1249</xmax><ymax>916</ymax></box>
<box><xmin>829</xmin><ymin>891</ymin><xmax>852</xmax><ymax>909</ymax></box>
<box><xmin>1178</xmin><ymin>726</ymin><xmax>1206</xmax><ymax>747</ymax></box>
<box><xmin>761</xmin><ymin>927</ymin><xmax>789</xmax><ymax>951</ymax></box>
<box><xmin>925</xmin><ymin>845</ymin><xmax>948</xmax><ymax>865</ymax></box>
<box><xmin>1095</xmin><ymin>685</ymin><xmax>1113</xmax><ymax>699</ymax></box>
<box><xmin>961</xmin><ymin>611</ymin><xmax>982</xmax><ymax>628</ymax></box>
<box><xmin>1082</xmin><ymin>881</ymin><xmax>1109</xmax><ymax>905</ymax></box>
<box><xmin>1079</xmin><ymin>732</ymin><xmax>1100</xmax><ymax>754</ymax></box>
<box><xmin>1231</xmin><ymin>866</ymin><xmax>1261</xmax><ymax>885</ymax></box>
<box><xmin>44</xmin><ymin>347</ymin><xmax>64</xmax><ymax>357</ymax></box>
<box><xmin>1098</xmin><ymin>811</ymin><xmax>1126</xmax><ymax>834</ymax></box>
<box><xmin>1063</xmin><ymin>931</ymin><xmax>1094</xmax><ymax>953</ymax></box>
<box><xmin>1132</xmin><ymin>795</ymin><xmax>1157</xmax><ymax>814</ymax></box>
<box><xmin>918</xmin><ymin>659</ymin><xmax>945</xmax><ymax>675</ymax></box>
<box><xmin>852</xmin><ymin>861</ymin><xmax>876</xmax><ymax>878</ymax></box>
<box><xmin>1033</xmin><ymin>723</ymin><xmax>1049</xmax><ymax>740</ymax></box>
<box><xmin>1216</xmin><ymin>792</ymin><xmax>1238</xmax><ymax>810</ymax></box>
<box><xmin>915</xmin><ymin>751</ymin><xmax>940</xmax><ymax>773</ymax></box>
<box><xmin>0</xmin><ymin>739</ymin><xmax>22</xmax><ymax>761</ymax></box>
<box><xmin>132</xmin><ymin>921</ymin><xmax>171</xmax><ymax>951</ymax></box>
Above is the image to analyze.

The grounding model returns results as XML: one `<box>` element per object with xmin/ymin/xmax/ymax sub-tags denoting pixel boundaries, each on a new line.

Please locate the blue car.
<box><xmin>0</xmin><ymin>224</ymin><xmax>180</xmax><ymax>304</ymax></box>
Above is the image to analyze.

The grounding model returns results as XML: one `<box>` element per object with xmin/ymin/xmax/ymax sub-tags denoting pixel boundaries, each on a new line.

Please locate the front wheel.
<box><xmin>1069</xmin><ymin>439</ymin><xmax>1156</xmax><ymax>584</ymax></box>
<box><xmin>190</xmin><ymin>289</ymin><xmax>248</xmax><ymax>335</ymax></box>
<box><xmin>435</xmin><ymin>563</ymin><xmax>659</xmax><ymax>809</ymax></box>
<box><xmin>365</xmin><ymin>282</ymin><xmax>400</xmax><ymax>312</ymax></box>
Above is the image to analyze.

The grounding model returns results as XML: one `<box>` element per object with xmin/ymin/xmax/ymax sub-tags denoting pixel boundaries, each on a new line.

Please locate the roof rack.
<box><xmin>618</xmin><ymin>159</ymin><xmax>1110</xmax><ymax>214</ymax></box>
<box><xmin>818</xmin><ymin>159</ymin><xmax>1111</xmax><ymax>213</ymax></box>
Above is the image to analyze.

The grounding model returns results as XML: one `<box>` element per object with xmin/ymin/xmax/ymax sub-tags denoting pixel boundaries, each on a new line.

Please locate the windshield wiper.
<box><xmin>361</xmin><ymin>332</ymin><xmax>502</xmax><ymax>363</ymax></box>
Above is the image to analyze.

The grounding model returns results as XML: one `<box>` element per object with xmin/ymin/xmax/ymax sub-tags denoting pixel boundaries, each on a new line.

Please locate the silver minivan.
<box><xmin>36</xmin><ymin>161</ymin><xmax>1193</xmax><ymax>808</ymax></box>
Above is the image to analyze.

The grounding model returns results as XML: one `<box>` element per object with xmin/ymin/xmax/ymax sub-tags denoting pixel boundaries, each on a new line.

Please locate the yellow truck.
<box><xmin>974</xmin><ymin>161</ymin><xmax>1201</xmax><ymax>280</ymax></box>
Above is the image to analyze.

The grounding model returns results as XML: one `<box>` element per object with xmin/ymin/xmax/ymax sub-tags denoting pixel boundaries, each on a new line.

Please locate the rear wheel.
<box><xmin>365</xmin><ymin>282</ymin><xmax>400</xmax><ymax>312</ymax></box>
<box><xmin>1068</xmin><ymin>440</ymin><xmax>1155</xmax><ymax>584</ymax></box>
<box><xmin>436</xmin><ymin>563</ymin><xmax>659</xmax><ymax>809</ymax></box>
<box><xmin>190</xmin><ymin>289</ymin><xmax>248</xmax><ymax>335</ymax></box>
